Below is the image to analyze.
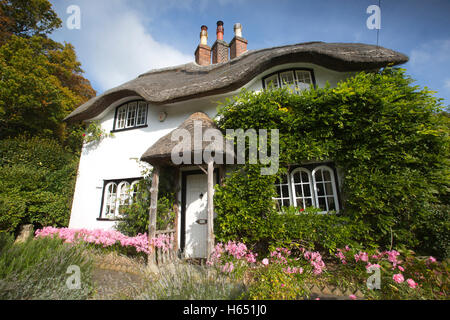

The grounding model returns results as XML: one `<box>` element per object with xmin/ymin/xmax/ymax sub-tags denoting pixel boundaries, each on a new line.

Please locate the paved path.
<box><xmin>91</xmin><ymin>267</ymin><xmax>147</xmax><ymax>300</ymax></box>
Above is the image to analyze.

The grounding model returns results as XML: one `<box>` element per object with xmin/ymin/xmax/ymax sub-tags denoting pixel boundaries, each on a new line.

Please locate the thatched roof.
<box><xmin>65</xmin><ymin>42</ymin><xmax>408</xmax><ymax>122</ymax></box>
<box><xmin>140</xmin><ymin>112</ymin><xmax>233</xmax><ymax>166</ymax></box>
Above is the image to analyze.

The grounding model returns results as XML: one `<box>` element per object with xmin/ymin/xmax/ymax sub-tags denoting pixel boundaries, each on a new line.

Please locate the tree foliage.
<box><xmin>0</xmin><ymin>0</ymin><xmax>61</xmax><ymax>44</ymax></box>
<box><xmin>215</xmin><ymin>68</ymin><xmax>449</xmax><ymax>258</ymax></box>
<box><xmin>0</xmin><ymin>136</ymin><xmax>79</xmax><ymax>233</ymax></box>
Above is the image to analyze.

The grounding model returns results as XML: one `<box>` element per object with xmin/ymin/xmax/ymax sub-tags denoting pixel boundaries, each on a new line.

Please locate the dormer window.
<box><xmin>263</xmin><ymin>68</ymin><xmax>315</xmax><ymax>91</ymax></box>
<box><xmin>113</xmin><ymin>100</ymin><xmax>148</xmax><ymax>132</ymax></box>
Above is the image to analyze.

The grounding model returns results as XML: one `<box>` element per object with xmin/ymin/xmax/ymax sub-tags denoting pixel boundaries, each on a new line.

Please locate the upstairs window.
<box><xmin>263</xmin><ymin>69</ymin><xmax>314</xmax><ymax>91</ymax></box>
<box><xmin>113</xmin><ymin>100</ymin><xmax>148</xmax><ymax>131</ymax></box>
<box><xmin>273</xmin><ymin>164</ymin><xmax>340</xmax><ymax>213</ymax></box>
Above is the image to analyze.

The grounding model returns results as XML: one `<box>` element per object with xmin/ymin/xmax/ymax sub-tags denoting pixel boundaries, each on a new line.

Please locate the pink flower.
<box><xmin>428</xmin><ymin>256</ymin><xmax>437</xmax><ymax>263</ymax></box>
<box><xmin>281</xmin><ymin>284</ymin><xmax>285</xmax><ymax>287</ymax></box>
<box><xmin>349</xmin><ymin>294</ymin><xmax>357</xmax><ymax>300</ymax></box>
<box><xmin>262</xmin><ymin>258</ymin><xmax>269</xmax><ymax>266</ymax></box>
<box><xmin>407</xmin><ymin>278</ymin><xmax>418</xmax><ymax>289</ymax></box>
<box><xmin>397</xmin><ymin>265</ymin><xmax>405</xmax><ymax>272</ymax></box>
<box><xmin>393</xmin><ymin>273</ymin><xmax>405</xmax><ymax>284</ymax></box>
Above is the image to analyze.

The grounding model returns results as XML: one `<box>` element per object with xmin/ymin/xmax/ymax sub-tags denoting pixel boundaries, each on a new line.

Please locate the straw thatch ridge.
<box><xmin>140</xmin><ymin>112</ymin><xmax>233</xmax><ymax>166</ymax></box>
<box><xmin>65</xmin><ymin>41</ymin><xmax>409</xmax><ymax>122</ymax></box>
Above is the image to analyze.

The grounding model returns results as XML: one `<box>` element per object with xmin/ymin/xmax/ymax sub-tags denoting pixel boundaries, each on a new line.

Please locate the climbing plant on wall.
<box><xmin>214</xmin><ymin>68</ymin><xmax>449</xmax><ymax>258</ymax></box>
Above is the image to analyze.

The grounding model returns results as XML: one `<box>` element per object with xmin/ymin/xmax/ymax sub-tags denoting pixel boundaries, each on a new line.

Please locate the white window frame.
<box><xmin>311</xmin><ymin>165</ymin><xmax>340</xmax><ymax>214</ymax></box>
<box><xmin>290</xmin><ymin>167</ymin><xmax>314</xmax><ymax>210</ymax></box>
<box><xmin>114</xmin><ymin>100</ymin><xmax>148</xmax><ymax>131</ymax></box>
<box><xmin>102</xmin><ymin>182</ymin><xmax>118</xmax><ymax>219</ymax></box>
<box><xmin>263</xmin><ymin>69</ymin><xmax>314</xmax><ymax>92</ymax></box>
<box><xmin>100</xmin><ymin>178</ymin><xmax>142</xmax><ymax>220</ymax></box>
<box><xmin>273</xmin><ymin>165</ymin><xmax>340</xmax><ymax>213</ymax></box>
<box><xmin>273</xmin><ymin>173</ymin><xmax>292</xmax><ymax>209</ymax></box>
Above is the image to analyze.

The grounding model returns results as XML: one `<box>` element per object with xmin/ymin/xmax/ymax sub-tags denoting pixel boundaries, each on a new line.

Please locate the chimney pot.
<box><xmin>234</xmin><ymin>23</ymin><xmax>242</xmax><ymax>37</ymax></box>
<box><xmin>200</xmin><ymin>25</ymin><xmax>208</xmax><ymax>45</ymax></box>
<box><xmin>216</xmin><ymin>20</ymin><xmax>224</xmax><ymax>41</ymax></box>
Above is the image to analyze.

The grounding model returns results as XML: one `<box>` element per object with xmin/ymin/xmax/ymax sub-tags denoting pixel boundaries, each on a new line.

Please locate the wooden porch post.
<box><xmin>207</xmin><ymin>161</ymin><xmax>215</xmax><ymax>259</ymax></box>
<box><xmin>148</xmin><ymin>165</ymin><xmax>160</xmax><ymax>265</ymax></box>
<box><xmin>173</xmin><ymin>168</ymin><xmax>180</xmax><ymax>253</ymax></box>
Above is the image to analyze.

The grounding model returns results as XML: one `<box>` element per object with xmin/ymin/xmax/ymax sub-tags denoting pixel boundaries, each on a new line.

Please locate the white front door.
<box><xmin>184</xmin><ymin>173</ymin><xmax>215</xmax><ymax>259</ymax></box>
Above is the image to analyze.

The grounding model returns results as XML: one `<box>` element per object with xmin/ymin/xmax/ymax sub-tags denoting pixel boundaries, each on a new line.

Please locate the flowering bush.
<box><xmin>331</xmin><ymin>245</ymin><xmax>449</xmax><ymax>299</ymax></box>
<box><xmin>243</xmin><ymin>247</ymin><xmax>326</xmax><ymax>299</ymax></box>
<box><xmin>207</xmin><ymin>241</ymin><xmax>258</xmax><ymax>278</ymax></box>
<box><xmin>35</xmin><ymin>227</ymin><xmax>173</xmax><ymax>256</ymax></box>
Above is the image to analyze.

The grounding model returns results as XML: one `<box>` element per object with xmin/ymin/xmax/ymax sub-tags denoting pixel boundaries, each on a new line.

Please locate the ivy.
<box><xmin>214</xmin><ymin>68</ymin><xmax>449</xmax><ymax>258</ymax></box>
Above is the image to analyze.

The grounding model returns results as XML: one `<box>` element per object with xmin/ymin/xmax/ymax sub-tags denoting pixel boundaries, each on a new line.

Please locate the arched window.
<box><xmin>117</xmin><ymin>181</ymin><xmax>131</xmax><ymax>215</ymax></box>
<box><xmin>100</xmin><ymin>178</ymin><xmax>143</xmax><ymax>220</ymax></box>
<box><xmin>312</xmin><ymin>166</ymin><xmax>339</xmax><ymax>213</ymax></box>
<box><xmin>290</xmin><ymin>168</ymin><xmax>314</xmax><ymax>209</ymax></box>
<box><xmin>130</xmin><ymin>180</ymin><xmax>141</xmax><ymax>203</ymax></box>
<box><xmin>263</xmin><ymin>69</ymin><xmax>315</xmax><ymax>92</ymax></box>
<box><xmin>273</xmin><ymin>174</ymin><xmax>291</xmax><ymax>209</ymax></box>
<box><xmin>103</xmin><ymin>182</ymin><xmax>117</xmax><ymax>218</ymax></box>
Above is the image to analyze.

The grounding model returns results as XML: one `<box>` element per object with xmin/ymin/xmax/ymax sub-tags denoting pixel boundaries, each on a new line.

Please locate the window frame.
<box><xmin>273</xmin><ymin>173</ymin><xmax>292</xmax><ymax>210</ymax></box>
<box><xmin>273</xmin><ymin>163</ymin><xmax>341</xmax><ymax>213</ymax></box>
<box><xmin>111</xmin><ymin>100</ymin><xmax>148</xmax><ymax>133</ymax></box>
<box><xmin>290</xmin><ymin>167</ymin><xmax>314</xmax><ymax>210</ymax></box>
<box><xmin>262</xmin><ymin>68</ymin><xmax>316</xmax><ymax>90</ymax></box>
<box><xmin>311</xmin><ymin>165</ymin><xmax>340</xmax><ymax>214</ymax></box>
<box><xmin>98</xmin><ymin>177</ymin><xmax>143</xmax><ymax>221</ymax></box>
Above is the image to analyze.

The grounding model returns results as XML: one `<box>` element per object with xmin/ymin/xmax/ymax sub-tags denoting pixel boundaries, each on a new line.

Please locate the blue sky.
<box><xmin>49</xmin><ymin>0</ymin><xmax>450</xmax><ymax>107</ymax></box>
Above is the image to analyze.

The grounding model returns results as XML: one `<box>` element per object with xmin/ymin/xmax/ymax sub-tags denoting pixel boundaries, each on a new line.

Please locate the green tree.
<box><xmin>0</xmin><ymin>0</ymin><xmax>61</xmax><ymax>44</ymax></box>
<box><xmin>0</xmin><ymin>35</ymin><xmax>83</xmax><ymax>140</ymax></box>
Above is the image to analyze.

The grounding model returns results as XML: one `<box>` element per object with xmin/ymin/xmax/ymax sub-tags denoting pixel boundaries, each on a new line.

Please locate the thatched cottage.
<box><xmin>65</xmin><ymin>21</ymin><xmax>408</xmax><ymax>259</ymax></box>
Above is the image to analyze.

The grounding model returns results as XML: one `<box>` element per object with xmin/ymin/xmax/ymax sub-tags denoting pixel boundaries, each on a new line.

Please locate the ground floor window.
<box><xmin>274</xmin><ymin>164</ymin><xmax>340</xmax><ymax>213</ymax></box>
<box><xmin>100</xmin><ymin>178</ymin><xmax>141</xmax><ymax>219</ymax></box>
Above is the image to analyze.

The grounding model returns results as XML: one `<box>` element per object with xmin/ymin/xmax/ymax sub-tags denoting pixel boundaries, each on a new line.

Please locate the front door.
<box><xmin>182</xmin><ymin>171</ymin><xmax>218</xmax><ymax>259</ymax></box>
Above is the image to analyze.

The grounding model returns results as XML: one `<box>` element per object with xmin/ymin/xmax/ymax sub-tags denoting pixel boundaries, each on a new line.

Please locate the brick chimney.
<box><xmin>211</xmin><ymin>21</ymin><xmax>229</xmax><ymax>64</ymax></box>
<box><xmin>230</xmin><ymin>23</ymin><xmax>248</xmax><ymax>59</ymax></box>
<box><xmin>195</xmin><ymin>25</ymin><xmax>211</xmax><ymax>66</ymax></box>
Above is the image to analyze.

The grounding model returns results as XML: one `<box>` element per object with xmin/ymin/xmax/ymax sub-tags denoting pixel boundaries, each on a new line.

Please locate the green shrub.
<box><xmin>276</xmin><ymin>207</ymin><xmax>375</xmax><ymax>253</ymax></box>
<box><xmin>214</xmin><ymin>164</ymin><xmax>280</xmax><ymax>252</ymax></box>
<box><xmin>329</xmin><ymin>245</ymin><xmax>449</xmax><ymax>300</ymax></box>
<box><xmin>0</xmin><ymin>136</ymin><xmax>79</xmax><ymax>233</ymax></box>
<box><xmin>215</xmin><ymin>68</ymin><xmax>449</xmax><ymax>257</ymax></box>
<box><xmin>0</xmin><ymin>233</ymin><xmax>93</xmax><ymax>300</ymax></box>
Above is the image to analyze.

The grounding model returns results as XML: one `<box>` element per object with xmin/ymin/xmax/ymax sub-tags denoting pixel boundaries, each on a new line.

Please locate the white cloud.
<box><xmin>57</xmin><ymin>0</ymin><xmax>192</xmax><ymax>92</ymax></box>
<box><xmin>410</xmin><ymin>39</ymin><xmax>450</xmax><ymax>69</ymax></box>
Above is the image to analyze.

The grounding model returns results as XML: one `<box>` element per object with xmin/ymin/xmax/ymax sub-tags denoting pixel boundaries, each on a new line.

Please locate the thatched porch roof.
<box><xmin>140</xmin><ymin>112</ymin><xmax>233</xmax><ymax>166</ymax></box>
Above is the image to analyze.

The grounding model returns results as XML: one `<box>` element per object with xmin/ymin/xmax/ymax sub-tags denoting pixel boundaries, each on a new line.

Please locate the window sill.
<box><xmin>96</xmin><ymin>218</ymin><xmax>122</xmax><ymax>222</ymax></box>
<box><xmin>111</xmin><ymin>124</ymin><xmax>148</xmax><ymax>133</ymax></box>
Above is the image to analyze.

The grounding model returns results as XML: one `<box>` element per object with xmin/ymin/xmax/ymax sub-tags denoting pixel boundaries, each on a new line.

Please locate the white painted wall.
<box><xmin>68</xmin><ymin>62</ymin><xmax>353</xmax><ymax>233</ymax></box>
